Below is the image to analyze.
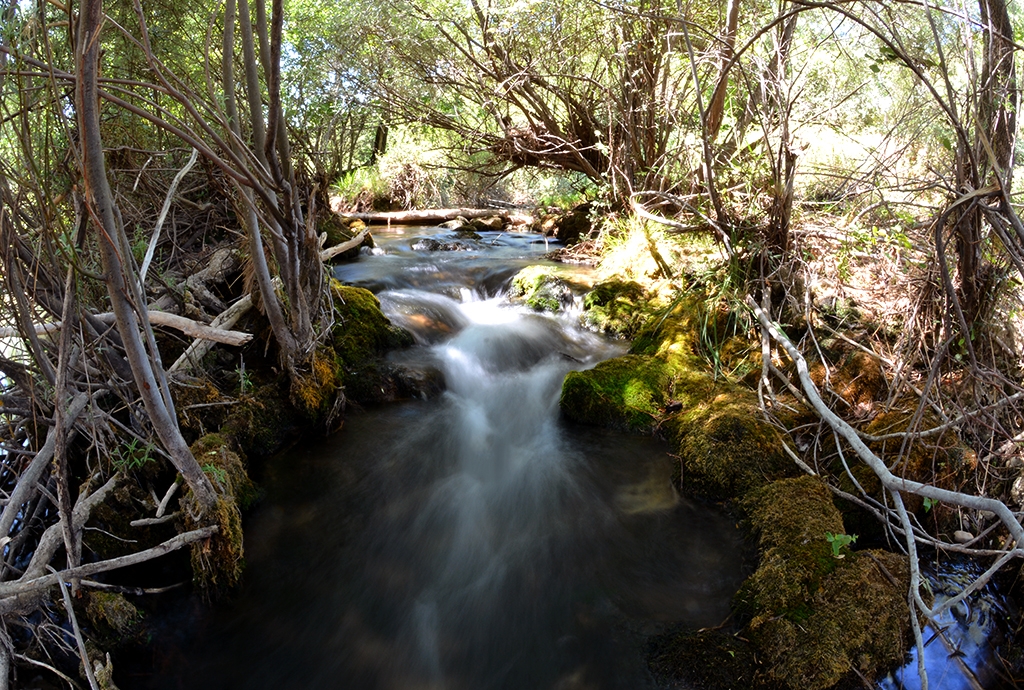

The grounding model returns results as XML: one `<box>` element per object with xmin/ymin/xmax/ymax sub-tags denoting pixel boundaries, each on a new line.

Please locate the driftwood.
<box><xmin>170</xmin><ymin>295</ymin><xmax>255</xmax><ymax>374</ymax></box>
<box><xmin>321</xmin><ymin>229</ymin><xmax>370</xmax><ymax>262</ymax></box>
<box><xmin>336</xmin><ymin>207</ymin><xmax>526</xmax><ymax>225</ymax></box>
<box><xmin>0</xmin><ymin>310</ymin><xmax>252</xmax><ymax>346</ymax></box>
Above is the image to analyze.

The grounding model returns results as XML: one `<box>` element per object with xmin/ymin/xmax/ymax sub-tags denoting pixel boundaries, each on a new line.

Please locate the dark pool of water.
<box><xmin>139</xmin><ymin>404</ymin><xmax>746</xmax><ymax>690</ymax></box>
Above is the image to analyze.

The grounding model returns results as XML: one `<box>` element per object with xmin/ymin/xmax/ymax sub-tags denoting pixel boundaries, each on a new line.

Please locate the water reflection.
<box><xmin>879</xmin><ymin>561</ymin><xmax>1018</xmax><ymax>690</ymax></box>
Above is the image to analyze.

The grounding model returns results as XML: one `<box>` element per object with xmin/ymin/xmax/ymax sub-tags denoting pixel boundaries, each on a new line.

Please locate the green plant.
<box><xmin>922</xmin><ymin>496</ymin><xmax>938</xmax><ymax>512</ymax></box>
<box><xmin>234</xmin><ymin>358</ymin><xmax>252</xmax><ymax>395</ymax></box>
<box><xmin>112</xmin><ymin>437</ymin><xmax>156</xmax><ymax>472</ymax></box>
<box><xmin>202</xmin><ymin>463</ymin><xmax>228</xmax><ymax>484</ymax></box>
<box><xmin>825</xmin><ymin>531</ymin><xmax>858</xmax><ymax>558</ymax></box>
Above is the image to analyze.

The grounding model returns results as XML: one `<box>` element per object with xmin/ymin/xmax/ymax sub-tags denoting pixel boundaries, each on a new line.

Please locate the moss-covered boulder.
<box><xmin>561</xmin><ymin>355</ymin><xmax>675</xmax><ymax>433</ymax></box>
<box><xmin>331</xmin><ymin>283</ymin><xmax>413</xmax><ymax>365</ymax></box>
<box><xmin>508</xmin><ymin>265</ymin><xmax>575</xmax><ymax>313</ymax></box>
<box><xmin>581</xmin><ymin>280</ymin><xmax>648</xmax><ymax>337</ymax></box>
<box><xmin>666</xmin><ymin>392</ymin><xmax>795</xmax><ymax>500</ymax></box>
<box><xmin>329</xmin><ymin>282</ymin><xmax>415</xmax><ymax>404</ymax></box>
<box><xmin>738</xmin><ymin>476</ymin><xmax>912</xmax><ymax>689</ymax></box>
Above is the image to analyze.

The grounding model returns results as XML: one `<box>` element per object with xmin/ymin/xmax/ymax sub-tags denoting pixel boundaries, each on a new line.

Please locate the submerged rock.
<box><xmin>411</xmin><ymin>238</ymin><xmax>472</xmax><ymax>252</ymax></box>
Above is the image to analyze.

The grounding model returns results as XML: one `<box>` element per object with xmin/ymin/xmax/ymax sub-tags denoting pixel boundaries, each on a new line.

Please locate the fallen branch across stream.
<box><xmin>334</xmin><ymin>207</ymin><xmax>529</xmax><ymax>225</ymax></box>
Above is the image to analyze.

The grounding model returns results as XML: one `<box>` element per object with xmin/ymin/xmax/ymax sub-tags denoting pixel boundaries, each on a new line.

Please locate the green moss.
<box><xmin>185</xmin><ymin>435</ymin><xmax>256</xmax><ymax>591</ymax></box>
<box><xmin>666</xmin><ymin>391</ymin><xmax>796</xmax><ymax>500</ymax></box>
<box><xmin>508</xmin><ymin>265</ymin><xmax>575</xmax><ymax>313</ymax></box>
<box><xmin>581</xmin><ymin>280</ymin><xmax>648</xmax><ymax>337</ymax></box>
<box><xmin>221</xmin><ymin>382</ymin><xmax>301</xmax><ymax>457</ymax></box>
<box><xmin>330</xmin><ymin>283</ymin><xmax>413</xmax><ymax>366</ymax></box>
<box><xmin>738</xmin><ymin>477</ymin><xmax>912</xmax><ymax>689</ymax></box>
<box><xmin>649</xmin><ymin>629</ymin><xmax>758</xmax><ymax>690</ymax></box>
<box><xmin>629</xmin><ymin>299</ymin><xmax>703</xmax><ymax>361</ymax></box>
<box><xmin>560</xmin><ymin>355</ymin><xmax>674</xmax><ymax>432</ymax></box>
<box><xmin>85</xmin><ymin>592</ymin><xmax>140</xmax><ymax>637</ymax></box>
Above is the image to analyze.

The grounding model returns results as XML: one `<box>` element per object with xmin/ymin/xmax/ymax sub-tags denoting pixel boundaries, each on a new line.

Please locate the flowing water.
<box><xmin>140</xmin><ymin>227</ymin><xmax>748</xmax><ymax>690</ymax></box>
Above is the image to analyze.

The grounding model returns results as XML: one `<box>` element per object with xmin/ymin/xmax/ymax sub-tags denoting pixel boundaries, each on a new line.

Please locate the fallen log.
<box><xmin>336</xmin><ymin>208</ymin><xmax>523</xmax><ymax>225</ymax></box>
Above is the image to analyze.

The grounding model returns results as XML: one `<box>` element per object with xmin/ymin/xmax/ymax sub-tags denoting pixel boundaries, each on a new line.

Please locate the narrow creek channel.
<box><xmin>140</xmin><ymin>226</ymin><xmax>749</xmax><ymax>690</ymax></box>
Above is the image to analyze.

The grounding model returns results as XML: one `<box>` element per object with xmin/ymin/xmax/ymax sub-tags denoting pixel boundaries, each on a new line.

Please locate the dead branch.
<box><xmin>320</xmin><ymin>229</ymin><xmax>370</xmax><ymax>262</ymax></box>
<box><xmin>0</xmin><ymin>525</ymin><xmax>218</xmax><ymax>601</ymax></box>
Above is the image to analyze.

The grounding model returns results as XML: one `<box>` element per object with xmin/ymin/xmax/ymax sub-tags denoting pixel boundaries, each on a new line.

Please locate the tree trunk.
<box><xmin>707</xmin><ymin>0</ymin><xmax>742</xmax><ymax>141</ymax></box>
<box><xmin>76</xmin><ymin>0</ymin><xmax>217</xmax><ymax>512</ymax></box>
<box><xmin>954</xmin><ymin>0</ymin><xmax>1016</xmax><ymax>326</ymax></box>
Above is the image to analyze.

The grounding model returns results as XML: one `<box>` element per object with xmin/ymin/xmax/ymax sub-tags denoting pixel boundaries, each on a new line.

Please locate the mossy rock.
<box><xmin>221</xmin><ymin>382</ymin><xmax>302</xmax><ymax>457</ymax></box>
<box><xmin>738</xmin><ymin>476</ymin><xmax>912</xmax><ymax>689</ymax></box>
<box><xmin>508</xmin><ymin>265</ymin><xmax>575</xmax><ymax>313</ymax></box>
<box><xmin>185</xmin><ymin>435</ymin><xmax>255</xmax><ymax>590</ymax></box>
<box><xmin>738</xmin><ymin>476</ymin><xmax>846</xmax><ymax>618</ymax></box>
<box><xmin>648</xmin><ymin>628</ymin><xmax>758</xmax><ymax>690</ymax></box>
<box><xmin>747</xmin><ymin>550</ymin><xmax>911</xmax><ymax>689</ymax></box>
<box><xmin>666</xmin><ymin>390</ymin><xmax>796</xmax><ymax>500</ymax></box>
<box><xmin>629</xmin><ymin>298</ymin><xmax>703</xmax><ymax>363</ymax></box>
<box><xmin>560</xmin><ymin>354</ymin><xmax>674</xmax><ymax>432</ymax></box>
<box><xmin>581</xmin><ymin>280</ymin><xmax>648</xmax><ymax>337</ymax></box>
<box><xmin>330</xmin><ymin>283</ymin><xmax>414</xmax><ymax>365</ymax></box>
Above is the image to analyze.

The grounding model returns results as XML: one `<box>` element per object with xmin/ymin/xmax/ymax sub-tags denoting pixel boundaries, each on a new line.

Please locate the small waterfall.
<box><xmin>370</xmin><ymin>291</ymin><xmax>626</xmax><ymax>689</ymax></box>
<box><xmin>144</xmin><ymin>226</ymin><xmax>747</xmax><ymax>690</ymax></box>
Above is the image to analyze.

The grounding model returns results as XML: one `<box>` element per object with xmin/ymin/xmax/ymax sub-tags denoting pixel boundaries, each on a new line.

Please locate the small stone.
<box><xmin>978</xmin><ymin>510</ymin><xmax>996</xmax><ymax>521</ymax></box>
<box><xmin>1006</xmin><ymin>457</ymin><xmax>1024</xmax><ymax>469</ymax></box>
<box><xmin>953</xmin><ymin>530</ymin><xmax>974</xmax><ymax>544</ymax></box>
<box><xmin>1011</xmin><ymin>474</ymin><xmax>1024</xmax><ymax>505</ymax></box>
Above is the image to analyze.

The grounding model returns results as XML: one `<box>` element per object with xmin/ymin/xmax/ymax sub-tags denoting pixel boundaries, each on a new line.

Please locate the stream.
<box><xmin>139</xmin><ymin>226</ymin><xmax>749</xmax><ymax>690</ymax></box>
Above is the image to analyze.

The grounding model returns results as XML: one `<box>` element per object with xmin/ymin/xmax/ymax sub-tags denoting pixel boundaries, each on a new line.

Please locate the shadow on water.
<box><xmin>139</xmin><ymin>227</ymin><xmax>748</xmax><ymax>690</ymax></box>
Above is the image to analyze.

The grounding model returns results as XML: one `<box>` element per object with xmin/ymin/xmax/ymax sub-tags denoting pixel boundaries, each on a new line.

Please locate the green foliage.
<box><xmin>112</xmin><ymin>438</ymin><xmax>156</xmax><ymax>472</ymax></box>
<box><xmin>825</xmin><ymin>531</ymin><xmax>858</xmax><ymax>558</ymax></box>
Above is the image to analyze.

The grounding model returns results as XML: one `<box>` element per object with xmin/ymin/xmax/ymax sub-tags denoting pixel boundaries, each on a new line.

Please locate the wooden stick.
<box><xmin>0</xmin><ymin>526</ymin><xmax>217</xmax><ymax>599</ymax></box>
<box><xmin>320</xmin><ymin>229</ymin><xmax>370</xmax><ymax>261</ymax></box>
<box><xmin>0</xmin><ymin>310</ymin><xmax>252</xmax><ymax>346</ymax></box>
<box><xmin>170</xmin><ymin>295</ymin><xmax>254</xmax><ymax>374</ymax></box>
